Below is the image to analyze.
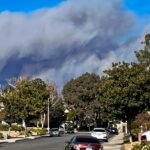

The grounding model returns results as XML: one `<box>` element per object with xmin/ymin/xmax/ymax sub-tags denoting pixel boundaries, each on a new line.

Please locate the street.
<box><xmin>0</xmin><ymin>133</ymin><xmax>123</xmax><ymax>150</ymax></box>
<box><xmin>0</xmin><ymin>134</ymin><xmax>72</xmax><ymax>150</ymax></box>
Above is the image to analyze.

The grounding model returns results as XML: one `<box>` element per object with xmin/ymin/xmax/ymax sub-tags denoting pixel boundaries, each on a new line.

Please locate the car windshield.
<box><xmin>51</xmin><ymin>128</ymin><xmax>58</xmax><ymax>131</ymax></box>
<box><xmin>94</xmin><ymin>129</ymin><xmax>105</xmax><ymax>132</ymax></box>
<box><xmin>76</xmin><ymin>137</ymin><xmax>99</xmax><ymax>143</ymax></box>
<box><xmin>111</xmin><ymin>128</ymin><xmax>117</xmax><ymax>130</ymax></box>
<box><xmin>67</xmin><ymin>128</ymin><xmax>72</xmax><ymax>130</ymax></box>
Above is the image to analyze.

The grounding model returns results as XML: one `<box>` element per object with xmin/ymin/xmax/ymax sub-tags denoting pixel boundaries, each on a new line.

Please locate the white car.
<box><xmin>142</xmin><ymin>130</ymin><xmax>150</xmax><ymax>141</ymax></box>
<box><xmin>91</xmin><ymin>128</ymin><xmax>108</xmax><ymax>142</ymax></box>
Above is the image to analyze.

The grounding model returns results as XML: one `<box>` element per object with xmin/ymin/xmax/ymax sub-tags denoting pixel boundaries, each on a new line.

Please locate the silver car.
<box><xmin>50</xmin><ymin>128</ymin><xmax>60</xmax><ymax>137</ymax></box>
<box><xmin>91</xmin><ymin>128</ymin><xmax>108</xmax><ymax>142</ymax></box>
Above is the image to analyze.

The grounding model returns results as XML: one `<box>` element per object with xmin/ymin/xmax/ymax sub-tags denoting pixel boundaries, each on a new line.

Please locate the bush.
<box><xmin>19</xmin><ymin>131</ymin><xmax>26</xmax><ymax>136</ymax></box>
<box><xmin>0</xmin><ymin>124</ymin><xmax>10</xmax><ymax>131</ymax></box>
<box><xmin>36</xmin><ymin>128</ymin><xmax>47</xmax><ymax>135</ymax></box>
<box><xmin>141</xmin><ymin>144</ymin><xmax>150</xmax><ymax>150</ymax></box>
<box><xmin>131</xmin><ymin>142</ymin><xmax>150</xmax><ymax>150</ymax></box>
<box><xmin>19</xmin><ymin>130</ymin><xmax>31</xmax><ymax>136</ymax></box>
<box><xmin>131</xmin><ymin>144</ymin><xmax>142</xmax><ymax>150</ymax></box>
<box><xmin>10</xmin><ymin>125</ymin><xmax>25</xmax><ymax>131</ymax></box>
<box><xmin>132</xmin><ymin>128</ymin><xmax>141</xmax><ymax>134</ymax></box>
<box><xmin>27</xmin><ymin>128</ymin><xmax>47</xmax><ymax>135</ymax></box>
<box><xmin>141</xmin><ymin>142</ymin><xmax>150</xmax><ymax>150</ymax></box>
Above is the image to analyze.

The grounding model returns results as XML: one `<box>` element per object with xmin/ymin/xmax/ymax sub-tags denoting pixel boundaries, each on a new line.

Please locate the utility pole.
<box><xmin>47</xmin><ymin>94</ymin><xmax>55</xmax><ymax>133</ymax></box>
<box><xmin>47</xmin><ymin>97</ymin><xmax>50</xmax><ymax>133</ymax></box>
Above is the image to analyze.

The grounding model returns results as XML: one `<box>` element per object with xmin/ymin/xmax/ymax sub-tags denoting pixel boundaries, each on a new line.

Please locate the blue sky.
<box><xmin>0</xmin><ymin>0</ymin><xmax>66</xmax><ymax>12</ymax></box>
<box><xmin>0</xmin><ymin>0</ymin><xmax>149</xmax><ymax>16</ymax></box>
<box><xmin>124</xmin><ymin>0</ymin><xmax>150</xmax><ymax>16</ymax></box>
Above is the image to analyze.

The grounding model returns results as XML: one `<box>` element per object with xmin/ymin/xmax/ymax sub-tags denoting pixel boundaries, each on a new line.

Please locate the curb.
<box><xmin>0</xmin><ymin>134</ymin><xmax>50</xmax><ymax>144</ymax></box>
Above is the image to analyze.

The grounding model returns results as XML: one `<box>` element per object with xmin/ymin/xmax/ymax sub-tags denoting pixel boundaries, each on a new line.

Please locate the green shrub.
<box><xmin>35</xmin><ymin>128</ymin><xmax>47</xmax><ymax>135</ymax></box>
<box><xmin>131</xmin><ymin>121</ymin><xmax>140</xmax><ymax>133</ymax></box>
<box><xmin>131</xmin><ymin>144</ymin><xmax>142</xmax><ymax>150</ymax></box>
<box><xmin>37</xmin><ymin>128</ymin><xmax>47</xmax><ymax>135</ymax></box>
<box><xmin>131</xmin><ymin>142</ymin><xmax>150</xmax><ymax>150</ymax></box>
<box><xmin>27</xmin><ymin>128</ymin><xmax>47</xmax><ymax>135</ymax></box>
<box><xmin>131</xmin><ymin>128</ymin><xmax>141</xmax><ymax>134</ymax></box>
<box><xmin>10</xmin><ymin>125</ymin><xmax>25</xmax><ymax>131</ymax></box>
<box><xmin>141</xmin><ymin>143</ymin><xmax>150</xmax><ymax>150</ymax></box>
<box><xmin>19</xmin><ymin>131</ymin><xmax>26</xmax><ymax>135</ymax></box>
<box><xmin>19</xmin><ymin>130</ymin><xmax>31</xmax><ymax>136</ymax></box>
<box><xmin>0</xmin><ymin>124</ymin><xmax>10</xmax><ymax>131</ymax></box>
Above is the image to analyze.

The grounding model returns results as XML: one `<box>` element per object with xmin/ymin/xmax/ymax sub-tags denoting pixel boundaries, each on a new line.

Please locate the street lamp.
<box><xmin>47</xmin><ymin>97</ymin><xmax>50</xmax><ymax>133</ymax></box>
<box><xmin>64</xmin><ymin>108</ymin><xmax>69</xmax><ymax>114</ymax></box>
<box><xmin>64</xmin><ymin>108</ymin><xmax>69</xmax><ymax>121</ymax></box>
<box><xmin>47</xmin><ymin>94</ymin><xmax>54</xmax><ymax>133</ymax></box>
<box><xmin>64</xmin><ymin>108</ymin><xmax>69</xmax><ymax>133</ymax></box>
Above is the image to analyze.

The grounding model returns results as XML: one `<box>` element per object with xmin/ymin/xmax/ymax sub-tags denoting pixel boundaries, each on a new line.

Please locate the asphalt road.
<box><xmin>0</xmin><ymin>134</ymin><xmax>72</xmax><ymax>150</ymax></box>
<box><xmin>0</xmin><ymin>133</ymin><xmax>119</xmax><ymax>150</ymax></box>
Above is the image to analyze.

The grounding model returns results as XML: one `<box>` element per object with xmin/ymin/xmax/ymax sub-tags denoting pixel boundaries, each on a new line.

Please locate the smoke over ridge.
<box><xmin>0</xmin><ymin>0</ymin><xmax>147</xmax><ymax>90</ymax></box>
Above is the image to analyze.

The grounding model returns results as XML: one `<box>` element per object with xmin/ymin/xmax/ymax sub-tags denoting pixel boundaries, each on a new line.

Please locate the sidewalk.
<box><xmin>103</xmin><ymin>132</ymin><xmax>124</xmax><ymax>150</ymax></box>
<box><xmin>0</xmin><ymin>134</ymin><xmax>50</xmax><ymax>144</ymax></box>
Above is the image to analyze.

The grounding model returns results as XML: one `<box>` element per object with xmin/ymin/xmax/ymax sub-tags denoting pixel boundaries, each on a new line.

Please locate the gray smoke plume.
<box><xmin>0</xmin><ymin>0</ymin><xmax>138</xmax><ymax>90</ymax></box>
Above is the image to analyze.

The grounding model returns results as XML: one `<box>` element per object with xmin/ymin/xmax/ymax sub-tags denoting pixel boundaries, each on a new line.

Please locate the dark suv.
<box><xmin>107</xmin><ymin>127</ymin><xmax>118</xmax><ymax>134</ymax></box>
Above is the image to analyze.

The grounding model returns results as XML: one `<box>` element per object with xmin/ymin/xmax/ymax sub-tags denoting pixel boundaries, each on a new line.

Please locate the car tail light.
<box><xmin>74</xmin><ymin>143</ymin><xmax>103</xmax><ymax>150</ymax></box>
<box><xmin>73</xmin><ymin>144</ymin><xmax>80</xmax><ymax>150</ymax></box>
<box><xmin>73</xmin><ymin>144</ymin><xmax>86</xmax><ymax>150</ymax></box>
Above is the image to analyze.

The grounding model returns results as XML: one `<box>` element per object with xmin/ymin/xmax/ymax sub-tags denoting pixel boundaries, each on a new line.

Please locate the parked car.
<box><xmin>107</xmin><ymin>127</ymin><xmax>118</xmax><ymax>135</ymax></box>
<box><xmin>49</xmin><ymin>128</ymin><xmax>60</xmax><ymax>137</ymax></box>
<box><xmin>65</xmin><ymin>135</ymin><xmax>103</xmax><ymax>150</ymax></box>
<box><xmin>66</xmin><ymin>128</ymin><xmax>74</xmax><ymax>134</ymax></box>
<box><xmin>142</xmin><ymin>130</ymin><xmax>150</xmax><ymax>142</ymax></box>
<box><xmin>91</xmin><ymin>128</ymin><xmax>108</xmax><ymax>142</ymax></box>
<box><xmin>59</xmin><ymin>127</ymin><xmax>65</xmax><ymax>134</ymax></box>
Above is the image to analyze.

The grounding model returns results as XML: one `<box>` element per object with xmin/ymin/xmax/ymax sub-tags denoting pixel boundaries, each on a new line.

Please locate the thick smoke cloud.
<box><xmin>0</xmin><ymin>0</ymin><xmax>137</xmax><ymax>90</ymax></box>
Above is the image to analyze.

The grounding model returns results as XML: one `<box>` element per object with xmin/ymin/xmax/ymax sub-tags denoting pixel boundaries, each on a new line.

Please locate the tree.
<box><xmin>135</xmin><ymin>33</ymin><xmax>150</xmax><ymax>111</ymax></box>
<box><xmin>46</xmin><ymin>81</ymin><xmax>65</xmax><ymax>128</ymax></box>
<box><xmin>63</xmin><ymin>72</ymin><xmax>100</xmax><ymax>129</ymax></box>
<box><xmin>135</xmin><ymin>112</ymin><xmax>150</xmax><ymax>132</ymax></box>
<box><xmin>135</xmin><ymin>34</ymin><xmax>150</xmax><ymax>66</ymax></box>
<box><xmin>2</xmin><ymin>78</ymin><xmax>50</xmax><ymax>128</ymax></box>
<box><xmin>95</xmin><ymin>34</ymin><xmax>150</xmax><ymax>133</ymax></box>
<box><xmin>49</xmin><ymin>98</ymin><xmax>65</xmax><ymax>128</ymax></box>
<box><xmin>96</xmin><ymin>62</ymin><xmax>150</xmax><ymax>133</ymax></box>
<box><xmin>0</xmin><ymin>109</ymin><xmax>5</xmax><ymax>123</ymax></box>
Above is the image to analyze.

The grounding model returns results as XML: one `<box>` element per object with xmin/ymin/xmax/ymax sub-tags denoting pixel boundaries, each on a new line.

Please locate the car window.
<box><xmin>141</xmin><ymin>135</ymin><xmax>147</xmax><ymax>141</ymax></box>
<box><xmin>51</xmin><ymin>128</ymin><xmax>58</xmax><ymax>131</ymax></box>
<box><xmin>70</xmin><ymin>136</ymin><xmax>76</xmax><ymax>143</ymax></box>
<box><xmin>94</xmin><ymin>129</ymin><xmax>105</xmax><ymax>132</ymax></box>
<box><xmin>76</xmin><ymin>137</ymin><xmax>99</xmax><ymax>143</ymax></box>
<box><xmin>111</xmin><ymin>128</ymin><xmax>117</xmax><ymax>130</ymax></box>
